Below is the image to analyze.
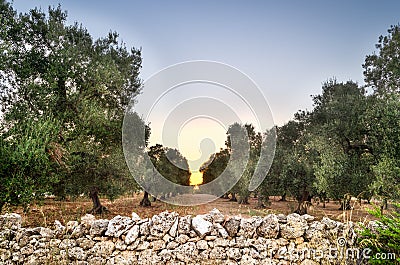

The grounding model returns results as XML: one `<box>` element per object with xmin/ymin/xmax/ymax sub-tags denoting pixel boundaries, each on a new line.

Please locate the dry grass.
<box><xmin>2</xmin><ymin>193</ymin><xmax>378</xmax><ymax>228</ymax></box>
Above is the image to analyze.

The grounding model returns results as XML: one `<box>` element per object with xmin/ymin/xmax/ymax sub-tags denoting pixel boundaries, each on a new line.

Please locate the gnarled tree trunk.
<box><xmin>295</xmin><ymin>190</ymin><xmax>310</xmax><ymax>215</ymax></box>
<box><xmin>89</xmin><ymin>187</ymin><xmax>108</xmax><ymax>214</ymax></box>
<box><xmin>256</xmin><ymin>193</ymin><xmax>268</xmax><ymax>209</ymax></box>
<box><xmin>339</xmin><ymin>193</ymin><xmax>352</xmax><ymax>210</ymax></box>
<box><xmin>239</xmin><ymin>196</ymin><xmax>249</xmax><ymax>204</ymax></box>
<box><xmin>140</xmin><ymin>191</ymin><xmax>151</xmax><ymax>207</ymax></box>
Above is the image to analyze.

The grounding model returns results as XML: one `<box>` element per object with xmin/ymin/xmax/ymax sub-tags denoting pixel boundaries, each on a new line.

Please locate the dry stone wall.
<box><xmin>0</xmin><ymin>209</ymin><xmax>366</xmax><ymax>265</ymax></box>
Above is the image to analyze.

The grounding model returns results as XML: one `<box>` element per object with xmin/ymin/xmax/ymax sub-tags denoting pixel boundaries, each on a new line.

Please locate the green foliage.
<box><xmin>256</xmin><ymin>25</ymin><xmax>400</xmax><ymax>206</ymax></box>
<box><xmin>306</xmin><ymin>80</ymin><xmax>373</xmax><ymax>204</ymax></box>
<box><xmin>233</xmin><ymin>124</ymin><xmax>262</xmax><ymax>204</ymax></box>
<box><xmin>363</xmin><ymin>25</ymin><xmax>400</xmax><ymax>95</ymax></box>
<box><xmin>370</xmin><ymin>156</ymin><xmax>400</xmax><ymax>201</ymax></box>
<box><xmin>147</xmin><ymin>144</ymin><xmax>191</xmax><ymax>198</ymax></box>
<box><xmin>200</xmin><ymin>148</ymin><xmax>231</xmax><ymax>196</ymax></box>
<box><xmin>0</xmin><ymin>116</ymin><xmax>61</xmax><ymax>210</ymax></box>
<box><xmin>262</xmin><ymin>117</ymin><xmax>316</xmax><ymax>207</ymax></box>
<box><xmin>201</xmin><ymin>149</ymin><xmax>230</xmax><ymax>184</ymax></box>
<box><xmin>363</xmin><ymin>26</ymin><xmax>400</xmax><ymax>202</ymax></box>
<box><xmin>200</xmin><ymin>25</ymin><xmax>400</xmax><ymax>209</ymax></box>
<box><xmin>0</xmin><ymin>1</ymin><xmax>142</xmax><ymax>209</ymax></box>
<box><xmin>359</xmin><ymin>205</ymin><xmax>400</xmax><ymax>264</ymax></box>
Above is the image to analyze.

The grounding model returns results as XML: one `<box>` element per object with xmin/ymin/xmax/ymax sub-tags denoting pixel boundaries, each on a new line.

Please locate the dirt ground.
<box><xmin>3</xmin><ymin>193</ymin><xmax>378</xmax><ymax>228</ymax></box>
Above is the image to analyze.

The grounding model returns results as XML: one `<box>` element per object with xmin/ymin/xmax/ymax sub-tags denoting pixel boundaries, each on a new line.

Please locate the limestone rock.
<box><xmin>139</xmin><ymin>220</ymin><xmax>151</xmax><ymax>236</ymax></box>
<box><xmin>305</xmin><ymin>221</ymin><xmax>326</xmax><ymax>240</ymax></box>
<box><xmin>169</xmin><ymin>217</ymin><xmax>179</xmax><ymax>237</ymax></box>
<box><xmin>209</xmin><ymin>208</ymin><xmax>225</xmax><ymax>223</ymax></box>
<box><xmin>139</xmin><ymin>249</ymin><xmax>162</xmax><ymax>264</ymax></box>
<box><xmin>76</xmin><ymin>238</ymin><xmax>95</xmax><ymax>250</ymax></box>
<box><xmin>238</xmin><ymin>216</ymin><xmax>263</xmax><ymax>238</ymax></box>
<box><xmin>163</xmin><ymin>233</ymin><xmax>173</xmax><ymax>243</ymax></box>
<box><xmin>150</xmin><ymin>211</ymin><xmax>178</xmax><ymax>238</ymax></box>
<box><xmin>204</xmin><ymin>235</ymin><xmax>217</xmax><ymax>241</ymax></box>
<box><xmin>252</xmin><ymin>237</ymin><xmax>272</xmax><ymax>252</ymax></box>
<box><xmin>174</xmin><ymin>242</ymin><xmax>197</xmax><ymax>262</ymax></box>
<box><xmin>209</xmin><ymin>246</ymin><xmax>226</xmax><ymax>259</ymax></box>
<box><xmin>176</xmin><ymin>234</ymin><xmax>190</xmax><ymax>244</ymax></box>
<box><xmin>105</xmin><ymin>215</ymin><xmax>133</xmax><ymax>237</ymax></box>
<box><xmin>107</xmin><ymin>255</ymin><xmax>129</xmax><ymax>265</ymax></box>
<box><xmin>59</xmin><ymin>238</ymin><xmax>76</xmax><ymax>249</ymax></box>
<box><xmin>321</xmin><ymin>217</ymin><xmax>337</xmax><ymax>229</ymax></box>
<box><xmin>301</xmin><ymin>214</ymin><xmax>315</xmax><ymax>222</ymax></box>
<box><xmin>68</xmin><ymin>246</ymin><xmax>86</xmax><ymax>260</ymax></box>
<box><xmin>151</xmin><ymin>240</ymin><xmax>166</xmax><ymax>251</ymax></box>
<box><xmin>224</xmin><ymin>216</ymin><xmax>241</xmax><ymax>237</ymax></box>
<box><xmin>90</xmin><ymin>219</ymin><xmax>109</xmax><ymax>236</ymax></box>
<box><xmin>280</xmin><ymin>213</ymin><xmax>308</xmax><ymax>239</ymax></box>
<box><xmin>178</xmin><ymin>215</ymin><xmax>192</xmax><ymax>235</ymax></box>
<box><xmin>0</xmin><ymin>211</ymin><xmax>364</xmax><ymax>264</ymax></box>
<box><xmin>277</xmin><ymin>214</ymin><xmax>287</xmax><ymax>223</ymax></box>
<box><xmin>214</xmin><ymin>238</ymin><xmax>229</xmax><ymax>247</ymax></box>
<box><xmin>125</xmin><ymin>225</ymin><xmax>139</xmax><ymax>245</ymax></box>
<box><xmin>159</xmin><ymin>248</ymin><xmax>174</xmax><ymax>261</ymax></box>
<box><xmin>214</xmin><ymin>223</ymin><xmax>229</xmax><ymax>238</ymax></box>
<box><xmin>131</xmin><ymin>212</ymin><xmax>141</xmax><ymax>222</ymax></box>
<box><xmin>81</xmin><ymin>214</ymin><xmax>96</xmax><ymax>228</ymax></box>
<box><xmin>196</xmin><ymin>240</ymin><xmax>208</xmax><ymax>250</ymax></box>
<box><xmin>38</xmin><ymin>227</ymin><xmax>53</xmax><ymax>238</ymax></box>
<box><xmin>136</xmin><ymin>240</ymin><xmax>150</xmax><ymax>250</ymax></box>
<box><xmin>91</xmin><ymin>241</ymin><xmax>115</xmax><ymax>257</ymax></box>
<box><xmin>192</xmin><ymin>216</ymin><xmax>213</xmax><ymax>238</ymax></box>
<box><xmin>226</xmin><ymin>247</ymin><xmax>241</xmax><ymax>260</ymax></box>
<box><xmin>166</xmin><ymin>241</ymin><xmax>179</xmax><ymax>250</ymax></box>
<box><xmin>241</xmin><ymin>254</ymin><xmax>258</xmax><ymax>265</ymax></box>
<box><xmin>0</xmin><ymin>213</ymin><xmax>21</xmax><ymax>230</ymax></box>
<box><xmin>66</xmin><ymin>221</ymin><xmax>79</xmax><ymax>233</ymax></box>
<box><xmin>20</xmin><ymin>245</ymin><xmax>34</xmax><ymax>256</ymax></box>
<box><xmin>258</xmin><ymin>214</ymin><xmax>280</xmax><ymax>238</ymax></box>
<box><xmin>54</xmin><ymin>220</ymin><xmax>65</xmax><ymax>236</ymax></box>
<box><xmin>301</xmin><ymin>259</ymin><xmax>319</xmax><ymax>265</ymax></box>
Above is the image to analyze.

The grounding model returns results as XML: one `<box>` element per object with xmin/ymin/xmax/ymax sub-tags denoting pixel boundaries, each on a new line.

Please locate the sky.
<box><xmin>10</xmin><ymin>0</ymin><xmax>400</xmax><ymax>172</ymax></box>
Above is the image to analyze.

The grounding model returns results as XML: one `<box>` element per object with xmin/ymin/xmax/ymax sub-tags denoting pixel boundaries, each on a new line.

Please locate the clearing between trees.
<box><xmin>4</xmin><ymin>193</ymin><xmax>379</xmax><ymax>228</ymax></box>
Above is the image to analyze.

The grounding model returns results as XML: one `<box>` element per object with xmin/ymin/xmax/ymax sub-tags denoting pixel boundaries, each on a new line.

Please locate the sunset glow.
<box><xmin>189</xmin><ymin>171</ymin><xmax>203</xmax><ymax>186</ymax></box>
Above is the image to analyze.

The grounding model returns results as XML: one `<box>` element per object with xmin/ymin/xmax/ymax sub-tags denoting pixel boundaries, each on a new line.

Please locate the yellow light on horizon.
<box><xmin>189</xmin><ymin>171</ymin><xmax>203</xmax><ymax>186</ymax></box>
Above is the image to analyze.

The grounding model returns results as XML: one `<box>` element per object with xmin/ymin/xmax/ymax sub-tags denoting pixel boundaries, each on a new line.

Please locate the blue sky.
<box><xmin>10</xmin><ymin>1</ymin><xmax>400</xmax><ymax>171</ymax></box>
<box><xmin>11</xmin><ymin>1</ymin><xmax>400</xmax><ymax>125</ymax></box>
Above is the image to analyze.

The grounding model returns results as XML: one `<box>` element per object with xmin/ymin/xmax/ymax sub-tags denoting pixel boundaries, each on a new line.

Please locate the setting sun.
<box><xmin>189</xmin><ymin>171</ymin><xmax>203</xmax><ymax>186</ymax></box>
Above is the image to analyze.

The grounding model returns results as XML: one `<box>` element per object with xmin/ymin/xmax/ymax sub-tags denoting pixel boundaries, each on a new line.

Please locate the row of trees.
<box><xmin>0</xmin><ymin>2</ymin><xmax>192</xmax><ymax>213</ymax></box>
<box><xmin>1</xmin><ymin>1</ymin><xmax>399</xmax><ymax>215</ymax></box>
<box><xmin>201</xmin><ymin>25</ymin><xmax>400</xmax><ymax>213</ymax></box>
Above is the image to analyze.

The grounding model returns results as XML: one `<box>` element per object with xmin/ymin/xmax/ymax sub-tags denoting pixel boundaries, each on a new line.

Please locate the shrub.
<box><xmin>358</xmin><ymin>204</ymin><xmax>400</xmax><ymax>264</ymax></box>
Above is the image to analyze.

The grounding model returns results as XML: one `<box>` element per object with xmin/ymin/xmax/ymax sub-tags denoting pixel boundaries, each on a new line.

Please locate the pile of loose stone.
<box><xmin>0</xmin><ymin>208</ymin><xmax>364</xmax><ymax>265</ymax></box>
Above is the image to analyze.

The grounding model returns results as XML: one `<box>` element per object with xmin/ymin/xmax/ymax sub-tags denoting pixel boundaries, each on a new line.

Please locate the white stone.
<box><xmin>209</xmin><ymin>208</ymin><xmax>225</xmax><ymax>223</ymax></box>
<box><xmin>105</xmin><ymin>215</ymin><xmax>134</xmax><ymax>237</ymax></box>
<box><xmin>192</xmin><ymin>216</ymin><xmax>213</xmax><ymax>238</ymax></box>
<box><xmin>150</xmin><ymin>211</ymin><xmax>178</xmax><ymax>238</ymax></box>
<box><xmin>131</xmin><ymin>212</ymin><xmax>141</xmax><ymax>222</ymax></box>
<box><xmin>125</xmin><ymin>225</ymin><xmax>139</xmax><ymax>245</ymax></box>
<box><xmin>90</xmin><ymin>219</ymin><xmax>109</xmax><ymax>236</ymax></box>
<box><xmin>81</xmin><ymin>214</ymin><xmax>96</xmax><ymax>227</ymax></box>
<box><xmin>215</xmin><ymin>223</ymin><xmax>229</xmax><ymax>238</ymax></box>
<box><xmin>178</xmin><ymin>215</ymin><xmax>192</xmax><ymax>234</ymax></box>
<box><xmin>169</xmin><ymin>217</ymin><xmax>179</xmax><ymax>237</ymax></box>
